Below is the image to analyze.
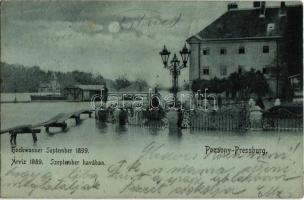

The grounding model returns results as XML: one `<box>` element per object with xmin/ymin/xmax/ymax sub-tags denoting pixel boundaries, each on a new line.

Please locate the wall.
<box><xmin>189</xmin><ymin>42</ymin><xmax>200</xmax><ymax>83</ymax></box>
<box><xmin>189</xmin><ymin>39</ymin><xmax>278</xmax><ymax>82</ymax></box>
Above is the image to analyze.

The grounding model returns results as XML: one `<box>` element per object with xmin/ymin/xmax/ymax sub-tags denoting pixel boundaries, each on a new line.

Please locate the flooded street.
<box><xmin>1</xmin><ymin>96</ymin><xmax>303</xmax><ymax>198</ymax></box>
<box><xmin>2</xmin><ymin>0</ymin><xmax>303</xmax><ymax>198</ymax></box>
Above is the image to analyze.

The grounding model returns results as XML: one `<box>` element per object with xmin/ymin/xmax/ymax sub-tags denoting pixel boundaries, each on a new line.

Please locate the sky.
<box><xmin>1</xmin><ymin>1</ymin><xmax>300</xmax><ymax>87</ymax></box>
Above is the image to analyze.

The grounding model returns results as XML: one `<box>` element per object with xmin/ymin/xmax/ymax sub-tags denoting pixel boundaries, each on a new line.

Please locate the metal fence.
<box><xmin>260</xmin><ymin>117</ymin><xmax>303</xmax><ymax>131</ymax></box>
<box><xmin>96</xmin><ymin>105</ymin><xmax>303</xmax><ymax>132</ymax></box>
<box><xmin>189</xmin><ymin>111</ymin><xmax>249</xmax><ymax>131</ymax></box>
<box><xmin>187</xmin><ymin>102</ymin><xmax>250</xmax><ymax>131</ymax></box>
<box><xmin>128</xmin><ymin>110</ymin><xmax>168</xmax><ymax>128</ymax></box>
<box><xmin>189</xmin><ymin>111</ymin><xmax>302</xmax><ymax>132</ymax></box>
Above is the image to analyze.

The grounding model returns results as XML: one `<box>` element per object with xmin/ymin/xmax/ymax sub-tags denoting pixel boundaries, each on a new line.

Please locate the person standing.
<box><xmin>10</xmin><ymin>131</ymin><xmax>17</xmax><ymax>145</ymax></box>
<box><xmin>102</xmin><ymin>84</ymin><xmax>108</xmax><ymax>104</ymax></box>
<box><xmin>119</xmin><ymin>108</ymin><xmax>128</xmax><ymax>125</ymax></box>
<box><xmin>217</xmin><ymin>95</ymin><xmax>222</xmax><ymax>110</ymax></box>
<box><xmin>32</xmin><ymin>131</ymin><xmax>38</xmax><ymax>143</ymax></box>
<box><xmin>177</xmin><ymin>109</ymin><xmax>184</xmax><ymax>128</ymax></box>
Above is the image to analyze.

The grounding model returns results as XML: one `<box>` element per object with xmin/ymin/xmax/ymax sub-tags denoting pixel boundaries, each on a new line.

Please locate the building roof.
<box><xmin>187</xmin><ymin>5</ymin><xmax>301</xmax><ymax>42</ymax></box>
<box><xmin>65</xmin><ymin>84</ymin><xmax>104</xmax><ymax>91</ymax></box>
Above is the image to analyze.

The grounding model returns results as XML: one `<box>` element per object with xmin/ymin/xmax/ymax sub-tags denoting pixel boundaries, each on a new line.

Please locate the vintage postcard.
<box><xmin>0</xmin><ymin>0</ymin><xmax>303</xmax><ymax>198</ymax></box>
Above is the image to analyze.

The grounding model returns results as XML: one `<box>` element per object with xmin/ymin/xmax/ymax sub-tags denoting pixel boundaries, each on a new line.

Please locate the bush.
<box><xmin>191</xmin><ymin>77</ymin><xmax>227</xmax><ymax>94</ymax></box>
<box><xmin>191</xmin><ymin>70</ymin><xmax>270</xmax><ymax>99</ymax></box>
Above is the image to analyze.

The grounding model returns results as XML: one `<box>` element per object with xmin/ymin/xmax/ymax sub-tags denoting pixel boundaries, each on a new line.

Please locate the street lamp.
<box><xmin>159</xmin><ymin>44</ymin><xmax>191</xmax><ymax>106</ymax></box>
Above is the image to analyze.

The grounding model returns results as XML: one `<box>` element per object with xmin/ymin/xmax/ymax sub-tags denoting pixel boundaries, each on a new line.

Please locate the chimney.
<box><xmin>253</xmin><ymin>1</ymin><xmax>261</xmax><ymax>8</ymax></box>
<box><xmin>259</xmin><ymin>1</ymin><xmax>266</xmax><ymax>18</ymax></box>
<box><xmin>227</xmin><ymin>2</ymin><xmax>238</xmax><ymax>11</ymax></box>
<box><xmin>279</xmin><ymin>1</ymin><xmax>286</xmax><ymax>17</ymax></box>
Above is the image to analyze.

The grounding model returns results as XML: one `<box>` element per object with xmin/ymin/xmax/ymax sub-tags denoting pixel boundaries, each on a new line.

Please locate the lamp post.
<box><xmin>159</xmin><ymin>44</ymin><xmax>191</xmax><ymax>106</ymax></box>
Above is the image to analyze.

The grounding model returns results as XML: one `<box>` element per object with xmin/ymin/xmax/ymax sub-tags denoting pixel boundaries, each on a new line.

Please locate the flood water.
<box><xmin>1</xmin><ymin>93</ymin><xmax>303</xmax><ymax>198</ymax></box>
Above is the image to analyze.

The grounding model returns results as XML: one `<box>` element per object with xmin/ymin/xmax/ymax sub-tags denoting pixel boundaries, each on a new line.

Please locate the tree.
<box><xmin>0</xmin><ymin>62</ymin><xmax>110</xmax><ymax>92</ymax></box>
<box><xmin>114</xmin><ymin>74</ymin><xmax>131</xmax><ymax>90</ymax></box>
<box><xmin>134</xmin><ymin>78</ymin><xmax>148</xmax><ymax>91</ymax></box>
<box><xmin>249</xmin><ymin>71</ymin><xmax>270</xmax><ymax>97</ymax></box>
<box><xmin>191</xmin><ymin>78</ymin><xmax>227</xmax><ymax>94</ymax></box>
<box><xmin>281</xmin><ymin>77</ymin><xmax>294</xmax><ymax>101</ymax></box>
<box><xmin>191</xmin><ymin>70</ymin><xmax>270</xmax><ymax>100</ymax></box>
<box><xmin>93</xmin><ymin>75</ymin><xmax>105</xmax><ymax>85</ymax></box>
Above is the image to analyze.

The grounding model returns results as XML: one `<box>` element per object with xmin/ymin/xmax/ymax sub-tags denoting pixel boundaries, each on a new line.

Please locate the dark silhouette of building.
<box><xmin>187</xmin><ymin>2</ymin><xmax>302</xmax><ymax>97</ymax></box>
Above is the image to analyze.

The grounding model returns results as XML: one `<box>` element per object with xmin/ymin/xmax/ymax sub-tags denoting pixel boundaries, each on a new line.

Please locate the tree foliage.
<box><xmin>114</xmin><ymin>74</ymin><xmax>131</xmax><ymax>90</ymax></box>
<box><xmin>134</xmin><ymin>78</ymin><xmax>149</xmax><ymax>91</ymax></box>
<box><xmin>0</xmin><ymin>62</ymin><xmax>106</xmax><ymax>92</ymax></box>
<box><xmin>1</xmin><ymin>62</ymin><xmax>151</xmax><ymax>93</ymax></box>
<box><xmin>191</xmin><ymin>70</ymin><xmax>270</xmax><ymax>99</ymax></box>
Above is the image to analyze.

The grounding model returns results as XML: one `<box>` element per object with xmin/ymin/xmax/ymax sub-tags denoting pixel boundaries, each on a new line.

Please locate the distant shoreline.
<box><xmin>0</xmin><ymin>101</ymin><xmax>31</xmax><ymax>104</ymax></box>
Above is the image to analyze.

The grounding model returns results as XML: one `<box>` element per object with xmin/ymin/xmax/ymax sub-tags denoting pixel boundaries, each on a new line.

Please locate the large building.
<box><xmin>186</xmin><ymin>2</ymin><xmax>302</xmax><ymax>97</ymax></box>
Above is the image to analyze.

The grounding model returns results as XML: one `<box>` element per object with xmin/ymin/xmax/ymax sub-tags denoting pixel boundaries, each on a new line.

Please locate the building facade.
<box><xmin>187</xmin><ymin>2</ymin><xmax>302</xmax><ymax>97</ymax></box>
<box><xmin>64</xmin><ymin>85</ymin><xmax>104</xmax><ymax>101</ymax></box>
<box><xmin>187</xmin><ymin>38</ymin><xmax>278</xmax><ymax>80</ymax></box>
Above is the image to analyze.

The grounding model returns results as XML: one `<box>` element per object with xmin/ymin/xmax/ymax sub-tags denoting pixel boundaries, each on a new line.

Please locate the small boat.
<box><xmin>30</xmin><ymin>94</ymin><xmax>67</xmax><ymax>101</ymax></box>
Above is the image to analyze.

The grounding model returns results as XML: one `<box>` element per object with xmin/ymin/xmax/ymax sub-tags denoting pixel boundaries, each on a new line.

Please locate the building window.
<box><xmin>220</xmin><ymin>65</ymin><xmax>227</xmax><ymax>76</ymax></box>
<box><xmin>267</xmin><ymin>23</ymin><xmax>275</xmax><ymax>33</ymax></box>
<box><xmin>263</xmin><ymin>45</ymin><xmax>269</xmax><ymax>53</ymax></box>
<box><xmin>202</xmin><ymin>67</ymin><xmax>210</xmax><ymax>75</ymax></box>
<box><xmin>202</xmin><ymin>48</ymin><xmax>210</xmax><ymax>55</ymax></box>
<box><xmin>238</xmin><ymin>65</ymin><xmax>244</xmax><ymax>74</ymax></box>
<box><xmin>238</xmin><ymin>46</ymin><xmax>245</xmax><ymax>54</ymax></box>
<box><xmin>220</xmin><ymin>48</ymin><xmax>227</xmax><ymax>55</ymax></box>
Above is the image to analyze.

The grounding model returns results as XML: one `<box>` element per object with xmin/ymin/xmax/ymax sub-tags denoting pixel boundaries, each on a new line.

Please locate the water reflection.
<box><xmin>115</xmin><ymin>124</ymin><xmax>128</xmax><ymax>133</ymax></box>
<box><xmin>168</xmin><ymin>128</ymin><xmax>183</xmax><ymax>138</ymax></box>
<box><xmin>145</xmin><ymin>127</ymin><xmax>162</xmax><ymax>136</ymax></box>
<box><xmin>46</xmin><ymin>128</ymin><xmax>69</xmax><ymax>136</ymax></box>
<box><xmin>95</xmin><ymin>121</ymin><xmax>108</xmax><ymax>134</ymax></box>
